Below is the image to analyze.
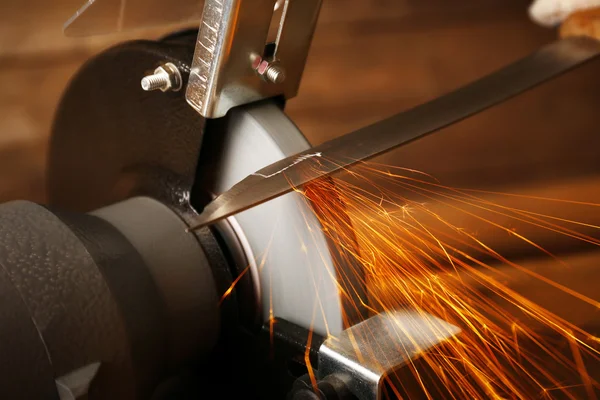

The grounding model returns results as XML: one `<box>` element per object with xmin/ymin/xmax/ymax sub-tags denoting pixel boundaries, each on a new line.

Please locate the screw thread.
<box><xmin>265</xmin><ymin>65</ymin><xmax>286</xmax><ymax>84</ymax></box>
<box><xmin>141</xmin><ymin>74</ymin><xmax>169</xmax><ymax>91</ymax></box>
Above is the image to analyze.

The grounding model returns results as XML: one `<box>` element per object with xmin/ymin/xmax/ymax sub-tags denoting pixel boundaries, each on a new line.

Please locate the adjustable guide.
<box><xmin>186</xmin><ymin>0</ymin><xmax>323</xmax><ymax>118</ymax></box>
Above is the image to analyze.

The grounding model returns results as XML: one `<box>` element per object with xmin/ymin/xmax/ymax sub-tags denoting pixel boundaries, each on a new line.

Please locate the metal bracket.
<box><xmin>186</xmin><ymin>0</ymin><xmax>323</xmax><ymax>118</ymax></box>
<box><xmin>318</xmin><ymin>311</ymin><xmax>460</xmax><ymax>400</ymax></box>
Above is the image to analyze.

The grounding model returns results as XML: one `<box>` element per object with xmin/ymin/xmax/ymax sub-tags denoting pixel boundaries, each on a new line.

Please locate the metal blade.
<box><xmin>191</xmin><ymin>36</ymin><xmax>600</xmax><ymax>229</ymax></box>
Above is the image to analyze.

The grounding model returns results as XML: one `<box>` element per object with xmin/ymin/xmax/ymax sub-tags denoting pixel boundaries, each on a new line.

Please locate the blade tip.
<box><xmin>187</xmin><ymin>217</ymin><xmax>209</xmax><ymax>232</ymax></box>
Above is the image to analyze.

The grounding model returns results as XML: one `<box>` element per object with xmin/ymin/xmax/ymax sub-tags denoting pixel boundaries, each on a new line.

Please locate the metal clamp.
<box><xmin>186</xmin><ymin>0</ymin><xmax>323</xmax><ymax>118</ymax></box>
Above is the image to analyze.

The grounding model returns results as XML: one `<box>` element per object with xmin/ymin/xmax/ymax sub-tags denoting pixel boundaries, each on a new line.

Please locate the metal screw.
<box><xmin>252</xmin><ymin>56</ymin><xmax>286</xmax><ymax>84</ymax></box>
<box><xmin>264</xmin><ymin>64</ymin><xmax>286</xmax><ymax>84</ymax></box>
<box><xmin>141</xmin><ymin>62</ymin><xmax>182</xmax><ymax>92</ymax></box>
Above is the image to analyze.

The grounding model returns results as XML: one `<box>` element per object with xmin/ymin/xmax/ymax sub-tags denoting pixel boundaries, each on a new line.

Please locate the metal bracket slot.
<box><xmin>186</xmin><ymin>0</ymin><xmax>323</xmax><ymax>119</ymax></box>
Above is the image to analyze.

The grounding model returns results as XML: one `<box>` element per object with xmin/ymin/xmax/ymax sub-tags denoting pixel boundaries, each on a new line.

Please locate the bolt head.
<box><xmin>256</xmin><ymin>60</ymin><xmax>271</xmax><ymax>75</ymax></box>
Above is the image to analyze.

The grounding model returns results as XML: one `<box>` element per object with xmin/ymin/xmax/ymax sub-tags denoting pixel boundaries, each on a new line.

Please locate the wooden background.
<box><xmin>0</xmin><ymin>0</ymin><xmax>598</xmax><ymax>205</ymax></box>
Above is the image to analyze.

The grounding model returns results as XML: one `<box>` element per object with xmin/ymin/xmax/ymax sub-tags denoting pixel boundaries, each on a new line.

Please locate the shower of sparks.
<box><xmin>217</xmin><ymin>156</ymin><xmax>600</xmax><ymax>398</ymax></box>
<box><xmin>297</xmin><ymin>158</ymin><xmax>600</xmax><ymax>399</ymax></box>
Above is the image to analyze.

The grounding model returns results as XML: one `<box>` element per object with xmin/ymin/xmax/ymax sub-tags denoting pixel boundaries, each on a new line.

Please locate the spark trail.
<box><xmin>298</xmin><ymin>160</ymin><xmax>600</xmax><ymax>399</ymax></box>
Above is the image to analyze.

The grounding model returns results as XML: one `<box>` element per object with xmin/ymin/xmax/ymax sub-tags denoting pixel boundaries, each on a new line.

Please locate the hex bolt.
<box><xmin>141</xmin><ymin>62</ymin><xmax>182</xmax><ymax>92</ymax></box>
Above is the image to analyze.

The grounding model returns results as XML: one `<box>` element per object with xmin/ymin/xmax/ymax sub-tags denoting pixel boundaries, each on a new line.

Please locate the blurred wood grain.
<box><xmin>0</xmin><ymin>0</ymin><xmax>598</xmax><ymax>204</ymax></box>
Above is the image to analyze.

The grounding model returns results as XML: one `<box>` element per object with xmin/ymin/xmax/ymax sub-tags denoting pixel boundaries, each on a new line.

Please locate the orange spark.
<box><xmin>298</xmin><ymin>160</ymin><xmax>600</xmax><ymax>399</ymax></box>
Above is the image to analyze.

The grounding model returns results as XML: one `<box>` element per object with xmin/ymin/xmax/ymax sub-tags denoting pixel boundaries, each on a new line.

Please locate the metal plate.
<box><xmin>185</xmin><ymin>0</ymin><xmax>322</xmax><ymax>118</ymax></box>
<box><xmin>319</xmin><ymin>311</ymin><xmax>460</xmax><ymax>400</ymax></box>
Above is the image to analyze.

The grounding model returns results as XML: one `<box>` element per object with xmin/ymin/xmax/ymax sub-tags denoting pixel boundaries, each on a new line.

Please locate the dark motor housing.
<box><xmin>0</xmin><ymin>197</ymin><xmax>222</xmax><ymax>399</ymax></box>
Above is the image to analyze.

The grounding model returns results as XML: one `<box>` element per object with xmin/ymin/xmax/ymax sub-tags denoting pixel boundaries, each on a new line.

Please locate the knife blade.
<box><xmin>190</xmin><ymin>36</ymin><xmax>600</xmax><ymax>229</ymax></box>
